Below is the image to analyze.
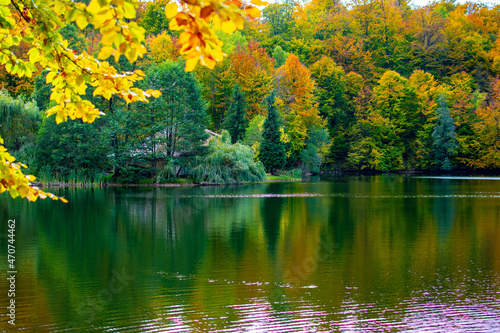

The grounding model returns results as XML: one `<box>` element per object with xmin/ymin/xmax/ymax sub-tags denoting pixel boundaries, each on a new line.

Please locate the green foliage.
<box><xmin>259</xmin><ymin>91</ymin><xmax>287</xmax><ymax>174</ymax></box>
<box><xmin>272</xmin><ymin>45</ymin><xmax>289</xmax><ymax>68</ymax></box>
<box><xmin>35</xmin><ymin>115</ymin><xmax>111</xmax><ymax>179</ymax></box>
<box><xmin>140</xmin><ymin>0</ymin><xmax>171</xmax><ymax>36</ymax></box>
<box><xmin>0</xmin><ymin>90</ymin><xmax>41</xmax><ymax>152</ymax></box>
<box><xmin>222</xmin><ymin>84</ymin><xmax>248</xmax><ymax>144</ymax></box>
<box><xmin>347</xmin><ymin>113</ymin><xmax>404</xmax><ymax>171</ymax></box>
<box><xmin>31</xmin><ymin>71</ymin><xmax>53</xmax><ymax>112</ymax></box>
<box><xmin>117</xmin><ymin>60</ymin><xmax>209</xmax><ymax>182</ymax></box>
<box><xmin>432</xmin><ymin>95</ymin><xmax>458</xmax><ymax>170</ymax></box>
<box><xmin>191</xmin><ymin>130</ymin><xmax>266</xmax><ymax>183</ymax></box>
<box><xmin>300</xmin><ymin>126</ymin><xmax>331</xmax><ymax>174</ymax></box>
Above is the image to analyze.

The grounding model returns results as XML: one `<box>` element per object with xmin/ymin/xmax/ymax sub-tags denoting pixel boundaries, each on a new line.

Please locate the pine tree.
<box><xmin>259</xmin><ymin>91</ymin><xmax>287</xmax><ymax>175</ymax></box>
<box><xmin>223</xmin><ymin>84</ymin><xmax>248</xmax><ymax>144</ymax></box>
<box><xmin>432</xmin><ymin>95</ymin><xmax>458</xmax><ymax>171</ymax></box>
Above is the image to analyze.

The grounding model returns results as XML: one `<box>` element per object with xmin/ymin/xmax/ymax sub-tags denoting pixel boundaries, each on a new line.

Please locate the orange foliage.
<box><xmin>466</xmin><ymin>78</ymin><xmax>500</xmax><ymax>169</ymax></box>
<box><xmin>276</xmin><ymin>54</ymin><xmax>324</xmax><ymax>152</ymax></box>
<box><xmin>230</xmin><ymin>41</ymin><xmax>275</xmax><ymax>117</ymax></box>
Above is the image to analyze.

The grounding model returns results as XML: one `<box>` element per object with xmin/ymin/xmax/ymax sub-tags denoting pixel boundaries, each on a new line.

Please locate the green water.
<box><xmin>1</xmin><ymin>175</ymin><xmax>500</xmax><ymax>331</ymax></box>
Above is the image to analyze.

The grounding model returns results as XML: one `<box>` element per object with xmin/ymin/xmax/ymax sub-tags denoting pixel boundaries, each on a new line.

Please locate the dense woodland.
<box><xmin>2</xmin><ymin>0</ymin><xmax>500</xmax><ymax>184</ymax></box>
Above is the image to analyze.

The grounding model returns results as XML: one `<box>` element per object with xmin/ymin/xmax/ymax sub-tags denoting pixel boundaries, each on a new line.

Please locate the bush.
<box><xmin>191</xmin><ymin>130</ymin><xmax>266</xmax><ymax>183</ymax></box>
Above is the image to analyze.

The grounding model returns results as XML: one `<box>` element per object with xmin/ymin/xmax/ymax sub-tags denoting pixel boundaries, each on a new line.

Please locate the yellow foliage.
<box><xmin>146</xmin><ymin>31</ymin><xmax>179</xmax><ymax>63</ymax></box>
<box><xmin>167</xmin><ymin>0</ymin><xmax>266</xmax><ymax>71</ymax></box>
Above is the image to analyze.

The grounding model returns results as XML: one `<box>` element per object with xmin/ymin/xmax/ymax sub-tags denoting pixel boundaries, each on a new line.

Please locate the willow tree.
<box><xmin>0</xmin><ymin>90</ymin><xmax>41</xmax><ymax>152</ymax></box>
<box><xmin>0</xmin><ymin>0</ymin><xmax>265</xmax><ymax>201</ymax></box>
<box><xmin>192</xmin><ymin>130</ymin><xmax>266</xmax><ymax>183</ymax></box>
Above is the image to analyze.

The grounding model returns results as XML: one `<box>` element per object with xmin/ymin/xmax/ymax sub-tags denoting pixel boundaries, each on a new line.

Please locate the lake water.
<box><xmin>1</xmin><ymin>175</ymin><xmax>500</xmax><ymax>332</ymax></box>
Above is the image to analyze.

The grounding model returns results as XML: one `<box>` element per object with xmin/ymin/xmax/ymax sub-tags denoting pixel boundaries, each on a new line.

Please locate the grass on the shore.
<box><xmin>266</xmin><ymin>169</ymin><xmax>302</xmax><ymax>181</ymax></box>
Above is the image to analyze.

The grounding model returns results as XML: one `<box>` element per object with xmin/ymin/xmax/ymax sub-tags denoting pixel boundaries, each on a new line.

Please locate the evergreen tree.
<box><xmin>259</xmin><ymin>90</ymin><xmax>286</xmax><ymax>174</ymax></box>
<box><xmin>432</xmin><ymin>95</ymin><xmax>458</xmax><ymax>171</ymax></box>
<box><xmin>223</xmin><ymin>84</ymin><xmax>248</xmax><ymax>144</ymax></box>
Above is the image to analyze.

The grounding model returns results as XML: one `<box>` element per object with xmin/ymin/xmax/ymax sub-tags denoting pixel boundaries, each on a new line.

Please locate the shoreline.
<box><xmin>32</xmin><ymin>178</ymin><xmax>303</xmax><ymax>188</ymax></box>
<box><xmin>32</xmin><ymin>169</ymin><xmax>500</xmax><ymax>189</ymax></box>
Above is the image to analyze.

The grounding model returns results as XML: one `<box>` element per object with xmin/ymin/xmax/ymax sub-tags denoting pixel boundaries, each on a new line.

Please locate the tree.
<box><xmin>275</xmin><ymin>54</ymin><xmax>324</xmax><ymax>156</ymax></box>
<box><xmin>223</xmin><ymin>84</ymin><xmax>248</xmax><ymax>144</ymax></box>
<box><xmin>300</xmin><ymin>125</ymin><xmax>331</xmax><ymax>174</ymax></box>
<box><xmin>0</xmin><ymin>90</ymin><xmax>41</xmax><ymax>152</ymax></box>
<box><xmin>230</xmin><ymin>41</ymin><xmax>275</xmax><ymax>117</ymax></box>
<box><xmin>196</xmin><ymin>57</ymin><xmax>236</xmax><ymax>131</ymax></box>
<box><xmin>310</xmin><ymin>56</ymin><xmax>352</xmax><ymax>163</ymax></box>
<box><xmin>272</xmin><ymin>45</ymin><xmax>289</xmax><ymax>68</ymax></box>
<box><xmin>123</xmin><ymin>61</ymin><xmax>209</xmax><ymax>181</ymax></box>
<box><xmin>0</xmin><ymin>0</ymin><xmax>264</xmax><ymax>201</ymax></box>
<box><xmin>259</xmin><ymin>91</ymin><xmax>286</xmax><ymax>174</ymax></box>
<box><xmin>464</xmin><ymin>79</ymin><xmax>500</xmax><ymax>169</ymax></box>
<box><xmin>432</xmin><ymin>95</ymin><xmax>458</xmax><ymax>171</ymax></box>
<box><xmin>139</xmin><ymin>0</ymin><xmax>171</xmax><ymax>36</ymax></box>
<box><xmin>408</xmin><ymin>69</ymin><xmax>443</xmax><ymax>169</ymax></box>
<box><xmin>35</xmin><ymin>116</ymin><xmax>112</xmax><ymax>181</ymax></box>
<box><xmin>144</xmin><ymin>32</ymin><xmax>180</xmax><ymax>65</ymax></box>
<box><xmin>347</xmin><ymin>112</ymin><xmax>404</xmax><ymax>171</ymax></box>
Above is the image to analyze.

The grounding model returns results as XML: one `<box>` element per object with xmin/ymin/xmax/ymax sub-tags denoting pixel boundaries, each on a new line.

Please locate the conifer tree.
<box><xmin>432</xmin><ymin>95</ymin><xmax>458</xmax><ymax>170</ymax></box>
<box><xmin>223</xmin><ymin>84</ymin><xmax>248</xmax><ymax>144</ymax></box>
<box><xmin>259</xmin><ymin>91</ymin><xmax>287</xmax><ymax>174</ymax></box>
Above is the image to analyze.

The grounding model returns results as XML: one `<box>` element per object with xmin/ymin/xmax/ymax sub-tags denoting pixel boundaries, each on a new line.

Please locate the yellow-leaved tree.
<box><xmin>0</xmin><ymin>0</ymin><xmax>265</xmax><ymax>201</ymax></box>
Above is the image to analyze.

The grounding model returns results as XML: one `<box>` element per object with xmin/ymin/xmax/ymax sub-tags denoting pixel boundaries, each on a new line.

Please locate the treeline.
<box><xmin>140</xmin><ymin>0</ymin><xmax>500</xmax><ymax>171</ymax></box>
<box><xmin>2</xmin><ymin>0</ymin><xmax>500</xmax><ymax>183</ymax></box>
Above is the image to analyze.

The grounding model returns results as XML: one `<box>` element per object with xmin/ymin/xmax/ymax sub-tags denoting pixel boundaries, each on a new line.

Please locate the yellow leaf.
<box><xmin>201</xmin><ymin>56</ymin><xmax>216</xmax><ymax>69</ymax></box>
<box><xmin>165</xmin><ymin>2</ymin><xmax>178</xmax><ymax>19</ymax></box>
<box><xmin>122</xmin><ymin>0</ymin><xmax>136</xmax><ymax>18</ymax></box>
<box><xmin>98</xmin><ymin>46</ymin><xmax>114</xmax><ymax>59</ymax></box>
<box><xmin>76</xmin><ymin>14</ymin><xmax>89</xmax><ymax>30</ymax></box>
<box><xmin>29</xmin><ymin>49</ymin><xmax>40</xmax><ymax>63</ymax></box>
<box><xmin>87</xmin><ymin>0</ymin><xmax>102</xmax><ymax>15</ymax></box>
<box><xmin>185</xmin><ymin>56</ymin><xmax>198</xmax><ymax>72</ymax></box>
<box><xmin>46</xmin><ymin>71</ymin><xmax>57</xmax><ymax>83</ymax></box>
<box><xmin>250</xmin><ymin>0</ymin><xmax>268</xmax><ymax>5</ymax></box>
<box><xmin>101</xmin><ymin>29</ymin><xmax>117</xmax><ymax>45</ymax></box>
<box><xmin>245</xmin><ymin>7</ymin><xmax>261</xmax><ymax>18</ymax></box>
<box><xmin>220</xmin><ymin>20</ymin><xmax>236</xmax><ymax>34</ymax></box>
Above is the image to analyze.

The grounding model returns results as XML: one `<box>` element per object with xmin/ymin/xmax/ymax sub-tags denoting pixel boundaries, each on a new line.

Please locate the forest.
<box><xmin>2</xmin><ymin>0</ymin><xmax>500</xmax><ymax>186</ymax></box>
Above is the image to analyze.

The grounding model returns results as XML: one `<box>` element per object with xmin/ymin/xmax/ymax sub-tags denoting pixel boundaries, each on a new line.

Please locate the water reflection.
<box><xmin>0</xmin><ymin>176</ymin><xmax>499</xmax><ymax>331</ymax></box>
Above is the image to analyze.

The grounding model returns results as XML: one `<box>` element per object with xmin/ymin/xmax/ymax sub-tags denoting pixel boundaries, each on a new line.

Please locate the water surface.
<box><xmin>1</xmin><ymin>175</ymin><xmax>500</xmax><ymax>331</ymax></box>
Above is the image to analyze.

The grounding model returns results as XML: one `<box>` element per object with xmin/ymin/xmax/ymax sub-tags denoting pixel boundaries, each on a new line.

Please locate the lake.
<box><xmin>1</xmin><ymin>175</ymin><xmax>500</xmax><ymax>332</ymax></box>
